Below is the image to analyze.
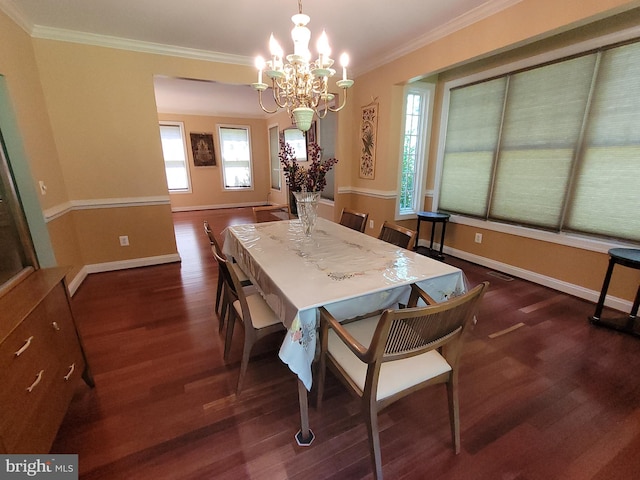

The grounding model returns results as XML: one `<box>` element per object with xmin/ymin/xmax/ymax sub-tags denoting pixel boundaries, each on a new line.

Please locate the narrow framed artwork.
<box><xmin>306</xmin><ymin>120</ymin><xmax>317</xmax><ymax>146</ymax></box>
<box><xmin>359</xmin><ymin>102</ymin><xmax>378</xmax><ymax>179</ymax></box>
<box><xmin>190</xmin><ymin>132</ymin><xmax>216</xmax><ymax>166</ymax></box>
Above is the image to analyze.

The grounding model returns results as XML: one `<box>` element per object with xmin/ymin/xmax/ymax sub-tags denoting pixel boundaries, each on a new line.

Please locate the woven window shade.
<box><xmin>491</xmin><ymin>55</ymin><xmax>596</xmax><ymax>229</ymax></box>
<box><xmin>440</xmin><ymin>40</ymin><xmax>640</xmax><ymax>242</ymax></box>
<box><xmin>440</xmin><ymin>78</ymin><xmax>506</xmax><ymax>217</ymax></box>
<box><xmin>567</xmin><ymin>42</ymin><xmax>640</xmax><ymax>242</ymax></box>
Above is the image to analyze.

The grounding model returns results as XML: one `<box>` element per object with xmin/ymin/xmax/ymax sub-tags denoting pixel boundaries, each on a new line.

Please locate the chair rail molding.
<box><xmin>43</xmin><ymin>196</ymin><xmax>172</xmax><ymax>222</ymax></box>
<box><xmin>338</xmin><ymin>186</ymin><xmax>397</xmax><ymax>199</ymax></box>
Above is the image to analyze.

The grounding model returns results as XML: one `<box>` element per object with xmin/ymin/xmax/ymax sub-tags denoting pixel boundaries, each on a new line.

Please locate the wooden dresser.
<box><xmin>0</xmin><ymin>267</ymin><xmax>93</xmax><ymax>453</ymax></box>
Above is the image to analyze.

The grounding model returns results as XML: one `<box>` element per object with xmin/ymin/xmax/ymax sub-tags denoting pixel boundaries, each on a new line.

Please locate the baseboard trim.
<box><xmin>67</xmin><ymin>267</ymin><xmax>89</xmax><ymax>296</ymax></box>
<box><xmin>443</xmin><ymin>246</ymin><xmax>632</xmax><ymax>314</ymax></box>
<box><xmin>67</xmin><ymin>253</ymin><xmax>181</xmax><ymax>296</ymax></box>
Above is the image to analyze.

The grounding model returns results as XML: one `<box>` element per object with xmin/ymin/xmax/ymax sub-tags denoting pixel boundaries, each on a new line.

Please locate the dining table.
<box><xmin>223</xmin><ymin>217</ymin><xmax>466</xmax><ymax>445</ymax></box>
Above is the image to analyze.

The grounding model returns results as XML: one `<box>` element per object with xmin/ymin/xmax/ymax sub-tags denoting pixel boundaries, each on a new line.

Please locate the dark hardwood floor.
<box><xmin>51</xmin><ymin>208</ymin><xmax>640</xmax><ymax>479</ymax></box>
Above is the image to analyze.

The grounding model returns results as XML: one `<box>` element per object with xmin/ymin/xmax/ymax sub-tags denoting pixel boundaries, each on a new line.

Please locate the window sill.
<box><xmin>450</xmin><ymin>215</ymin><xmax>638</xmax><ymax>255</ymax></box>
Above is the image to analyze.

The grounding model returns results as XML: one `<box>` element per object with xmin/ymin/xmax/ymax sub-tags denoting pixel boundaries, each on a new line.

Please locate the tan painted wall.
<box><xmin>0</xmin><ymin>13</ymin><xmax>65</xmax><ymax>209</ymax></box>
<box><xmin>72</xmin><ymin>204</ymin><xmax>176</xmax><ymax>264</ymax></box>
<box><xmin>28</xmin><ymin>39</ymin><xmax>261</xmax><ymax>273</ymax></box>
<box><xmin>0</xmin><ymin>10</ymin><xmax>83</xmax><ymax>280</ymax></box>
<box><xmin>158</xmin><ymin>113</ymin><xmax>272</xmax><ymax>209</ymax></box>
<box><xmin>46</xmin><ymin>214</ymin><xmax>83</xmax><ymax>280</ymax></box>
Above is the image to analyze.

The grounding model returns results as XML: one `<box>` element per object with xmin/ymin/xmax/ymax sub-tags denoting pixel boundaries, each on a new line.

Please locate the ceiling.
<box><xmin>0</xmin><ymin>0</ymin><xmax>515</xmax><ymax>117</ymax></box>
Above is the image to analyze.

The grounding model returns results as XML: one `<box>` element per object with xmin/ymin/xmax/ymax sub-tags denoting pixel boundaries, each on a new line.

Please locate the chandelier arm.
<box><xmin>272</xmin><ymin>91</ymin><xmax>289</xmax><ymax>109</ymax></box>
<box><xmin>315</xmin><ymin>107</ymin><xmax>329</xmax><ymax>119</ymax></box>
<box><xmin>271</xmin><ymin>80</ymin><xmax>290</xmax><ymax>109</ymax></box>
<box><xmin>257</xmin><ymin>89</ymin><xmax>280</xmax><ymax>115</ymax></box>
<box><xmin>327</xmin><ymin>87</ymin><xmax>349</xmax><ymax>113</ymax></box>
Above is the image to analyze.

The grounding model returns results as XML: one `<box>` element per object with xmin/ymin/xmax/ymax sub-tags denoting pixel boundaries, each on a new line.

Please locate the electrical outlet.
<box><xmin>119</xmin><ymin>235</ymin><xmax>130</xmax><ymax>247</ymax></box>
<box><xmin>369</xmin><ymin>220</ymin><xmax>374</xmax><ymax>230</ymax></box>
<box><xmin>474</xmin><ymin>233</ymin><xmax>483</xmax><ymax>244</ymax></box>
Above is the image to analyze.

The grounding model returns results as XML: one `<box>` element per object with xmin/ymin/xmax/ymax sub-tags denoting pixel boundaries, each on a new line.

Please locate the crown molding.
<box><xmin>30</xmin><ymin>25</ymin><xmax>253</xmax><ymax>65</ymax></box>
<box><xmin>359</xmin><ymin>0</ymin><xmax>524</xmax><ymax>75</ymax></box>
<box><xmin>2</xmin><ymin>0</ymin><xmax>521</xmax><ymax>72</ymax></box>
<box><xmin>0</xmin><ymin>0</ymin><xmax>32</xmax><ymax>33</ymax></box>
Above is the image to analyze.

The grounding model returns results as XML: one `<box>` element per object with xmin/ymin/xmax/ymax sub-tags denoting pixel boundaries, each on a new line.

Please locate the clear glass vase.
<box><xmin>293</xmin><ymin>191</ymin><xmax>320</xmax><ymax>236</ymax></box>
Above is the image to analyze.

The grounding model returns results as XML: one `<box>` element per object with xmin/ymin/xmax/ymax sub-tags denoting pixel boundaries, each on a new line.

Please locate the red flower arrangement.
<box><xmin>279</xmin><ymin>140</ymin><xmax>338</xmax><ymax>192</ymax></box>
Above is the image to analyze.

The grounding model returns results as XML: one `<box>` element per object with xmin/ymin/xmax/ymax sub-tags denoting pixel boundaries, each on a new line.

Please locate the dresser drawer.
<box><xmin>0</xmin><ymin>300</ymin><xmax>57</xmax><ymax>385</ymax></box>
<box><xmin>4</xmin><ymin>358</ymin><xmax>84</xmax><ymax>453</ymax></box>
<box><xmin>0</xmin><ymin>331</ymin><xmax>60</xmax><ymax>452</ymax></box>
<box><xmin>43</xmin><ymin>283</ymin><xmax>85</xmax><ymax>364</ymax></box>
<box><xmin>0</xmin><ymin>269</ymin><xmax>92</xmax><ymax>453</ymax></box>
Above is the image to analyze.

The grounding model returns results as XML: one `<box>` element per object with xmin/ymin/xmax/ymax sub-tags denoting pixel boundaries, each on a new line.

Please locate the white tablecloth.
<box><xmin>223</xmin><ymin>217</ymin><xmax>466</xmax><ymax>390</ymax></box>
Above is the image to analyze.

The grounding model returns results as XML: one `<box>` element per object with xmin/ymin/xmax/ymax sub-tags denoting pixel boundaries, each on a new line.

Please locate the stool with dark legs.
<box><xmin>589</xmin><ymin>248</ymin><xmax>640</xmax><ymax>337</ymax></box>
<box><xmin>415</xmin><ymin>211</ymin><xmax>450</xmax><ymax>260</ymax></box>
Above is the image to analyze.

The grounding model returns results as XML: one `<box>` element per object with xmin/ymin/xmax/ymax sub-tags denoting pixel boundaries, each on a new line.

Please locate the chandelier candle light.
<box><xmin>251</xmin><ymin>0</ymin><xmax>354</xmax><ymax>132</ymax></box>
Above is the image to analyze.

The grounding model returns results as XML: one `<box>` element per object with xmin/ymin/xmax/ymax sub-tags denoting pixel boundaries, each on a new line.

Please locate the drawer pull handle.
<box><xmin>15</xmin><ymin>336</ymin><xmax>34</xmax><ymax>357</ymax></box>
<box><xmin>64</xmin><ymin>363</ymin><xmax>76</xmax><ymax>381</ymax></box>
<box><xmin>27</xmin><ymin>370</ymin><xmax>44</xmax><ymax>393</ymax></box>
<box><xmin>52</xmin><ymin>321</ymin><xmax>61</xmax><ymax>331</ymax></box>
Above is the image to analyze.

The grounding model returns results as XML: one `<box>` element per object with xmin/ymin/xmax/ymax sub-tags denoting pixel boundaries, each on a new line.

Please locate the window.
<box><xmin>283</xmin><ymin>128</ymin><xmax>307</xmax><ymax>162</ymax></box>
<box><xmin>159</xmin><ymin>122</ymin><xmax>190</xmax><ymax>192</ymax></box>
<box><xmin>319</xmin><ymin>112</ymin><xmax>337</xmax><ymax>201</ymax></box>
<box><xmin>269</xmin><ymin>125</ymin><xmax>281</xmax><ymax>190</ymax></box>
<box><xmin>218</xmin><ymin>126</ymin><xmax>253</xmax><ymax>189</ymax></box>
<box><xmin>398</xmin><ymin>84</ymin><xmax>433</xmax><ymax>217</ymax></box>
<box><xmin>439</xmin><ymin>38</ymin><xmax>640</xmax><ymax>244</ymax></box>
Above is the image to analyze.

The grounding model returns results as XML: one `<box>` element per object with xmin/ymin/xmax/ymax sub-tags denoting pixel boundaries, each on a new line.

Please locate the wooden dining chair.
<box><xmin>339</xmin><ymin>208</ymin><xmax>369</xmax><ymax>233</ymax></box>
<box><xmin>317</xmin><ymin>281</ymin><xmax>489</xmax><ymax>480</ymax></box>
<box><xmin>377</xmin><ymin>221</ymin><xmax>417</xmax><ymax>249</ymax></box>
<box><xmin>203</xmin><ymin>221</ymin><xmax>251</xmax><ymax>333</ymax></box>
<box><xmin>252</xmin><ymin>204</ymin><xmax>291</xmax><ymax>223</ymax></box>
<box><xmin>213</xmin><ymin>249</ymin><xmax>286</xmax><ymax>394</ymax></box>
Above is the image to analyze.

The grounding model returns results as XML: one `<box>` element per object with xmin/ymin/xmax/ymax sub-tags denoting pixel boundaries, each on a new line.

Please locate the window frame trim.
<box><xmin>159</xmin><ymin>121</ymin><xmax>192</xmax><ymax>194</ymax></box>
<box><xmin>433</xmin><ymin>25</ymin><xmax>640</xmax><ymax>253</ymax></box>
<box><xmin>217</xmin><ymin>123</ymin><xmax>255</xmax><ymax>191</ymax></box>
<box><xmin>396</xmin><ymin>82</ymin><xmax>434</xmax><ymax>221</ymax></box>
<box><xmin>268</xmin><ymin>123</ymin><xmax>281</xmax><ymax>192</ymax></box>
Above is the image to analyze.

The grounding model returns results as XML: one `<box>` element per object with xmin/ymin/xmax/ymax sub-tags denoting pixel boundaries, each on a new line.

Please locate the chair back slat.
<box><xmin>340</xmin><ymin>209</ymin><xmax>368</xmax><ymax>233</ymax></box>
<box><xmin>204</xmin><ymin>220</ymin><xmax>224</xmax><ymax>255</ymax></box>
<box><xmin>253</xmin><ymin>205</ymin><xmax>291</xmax><ymax>223</ymax></box>
<box><xmin>378</xmin><ymin>221</ymin><xmax>417</xmax><ymax>249</ymax></box>
<box><xmin>213</xmin><ymin>249</ymin><xmax>239</xmax><ymax>298</ymax></box>
<box><xmin>378</xmin><ymin>282</ymin><xmax>487</xmax><ymax>362</ymax></box>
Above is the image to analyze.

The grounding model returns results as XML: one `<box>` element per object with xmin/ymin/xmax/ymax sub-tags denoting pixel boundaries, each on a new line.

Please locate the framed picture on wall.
<box><xmin>359</xmin><ymin>102</ymin><xmax>378</xmax><ymax>179</ymax></box>
<box><xmin>190</xmin><ymin>132</ymin><xmax>216</xmax><ymax>166</ymax></box>
<box><xmin>306</xmin><ymin>120</ymin><xmax>317</xmax><ymax>145</ymax></box>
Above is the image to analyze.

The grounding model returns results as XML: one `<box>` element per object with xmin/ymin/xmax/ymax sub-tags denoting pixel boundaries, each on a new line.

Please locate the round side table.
<box><xmin>589</xmin><ymin>248</ymin><xmax>640</xmax><ymax>337</ymax></box>
<box><xmin>415</xmin><ymin>211</ymin><xmax>450</xmax><ymax>260</ymax></box>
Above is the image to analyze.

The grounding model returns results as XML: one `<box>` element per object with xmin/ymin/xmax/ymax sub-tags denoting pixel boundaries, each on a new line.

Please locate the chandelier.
<box><xmin>251</xmin><ymin>0</ymin><xmax>354</xmax><ymax>132</ymax></box>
